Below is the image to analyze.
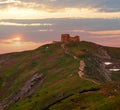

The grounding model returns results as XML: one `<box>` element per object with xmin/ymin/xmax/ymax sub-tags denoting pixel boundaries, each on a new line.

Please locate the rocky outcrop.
<box><xmin>101</xmin><ymin>63</ymin><xmax>112</xmax><ymax>81</ymax></box>
<box><xmin>78</xmin><ymin>60</ymin><xmax>100</xmax><ymax>85</ymax></box>
<box><xmin>0</xmin><ymin>73</ymin><xmax>44</xmax><ymax>110</ymax></box>
<box><xmin>97</xmin><ymin>45</ymin><xmax>111</xmax><ymax>60</ymax></box>
<box><xmin>61</xmin><ymin>34</ymin><xmax>80</xmax><ymax>43</ymax></box>
<box><xmin>78</xmin><ymin>60</ymin><xmax>85</xmax><ymax>78</ymax></box>
<box><xmin>96</xmin><ymin>46</ymin><xmax>112</xmax><ymax>81</ymax></box>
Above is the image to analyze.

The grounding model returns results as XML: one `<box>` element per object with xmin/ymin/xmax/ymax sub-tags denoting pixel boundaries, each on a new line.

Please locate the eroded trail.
<box><xmin>78</xmin><ymin>60</ymin><xmax>100</xmax><ymax>85</ymax></box>
<box><xmin>78</xmin><ymin>60</ymin><xmax>85</xmax><ymax>78</ymax></box>
<box><xmin>61</xmin><ymin>43</ymin><xmax>100</xmax><ymax>85</ymax></box>
<box><xmin>0</xmin><ymin>73</ymin><xmax>44</xmax><ymax>110</ymax></box>
<box><xmin>61</xmin><ymin>44</ymin><xmax>78</xmax><ymax>60</ymax></box>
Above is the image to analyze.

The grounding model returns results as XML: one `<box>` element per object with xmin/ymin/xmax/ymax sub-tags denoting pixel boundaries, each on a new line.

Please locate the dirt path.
<box><xmin>61</xmin><ymin>43</ymin><xmax>100</xmax><ymax>85</ymax></box>
<box><xmin>78</xmin><ymin>60</ymin><xmax>85</xmax><ymax>77</ymax></box>
<box><xmin>61</xmin><ymin>44</ymin><xmax>78</xmax><ymax>60</ymax></box>
<box><xmin>78</xmin><ymin>60</ymin><xmax>100</xmax><ymax>85</ymax></box>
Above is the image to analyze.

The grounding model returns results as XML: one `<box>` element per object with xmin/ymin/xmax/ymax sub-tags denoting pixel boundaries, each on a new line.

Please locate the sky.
<box><xmin>0</xmin><ymin>0</ymin><xmax>120</xmax><ymax>54</ymax></box>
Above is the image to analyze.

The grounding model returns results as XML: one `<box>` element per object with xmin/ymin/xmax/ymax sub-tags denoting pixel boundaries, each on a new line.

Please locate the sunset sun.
<box><xmin>13</xmin><ymin>37</ymin><xmax>21</xmax><ymax>45</ymax></box>
<box><xmin>11</xmin><ymin>34</ymin><xmax>23</xmax><ymax>45</ymax></box>
<box><xmin>14</xmin><ymin>37</ymin><xmax>21</xmax><ymax>41</ymax></box>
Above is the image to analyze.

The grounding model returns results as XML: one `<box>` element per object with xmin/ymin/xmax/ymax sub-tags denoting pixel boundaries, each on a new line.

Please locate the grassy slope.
<box><xmin>48</xmin><ymin>82</ymin><xmax>120</xmax><ymax>110</ymax></box>
<box><xmin>105</xmin><ymin>46</ymin><xmax>120</xmax><ymax>60</ymax></box>
<box><xmin>65</xmin><ymin>41</ymin><xmax>104</xmax><ymax>81</ymax></box>
<box><xmin>0</xmin><ymin>41</ymin><xmax>120</xmax><ymax>110</ymax></box>
<box><xmin>105</xmin><ymin>46</ymin><xmax>120</xmax><ymax>81</ymax></box>
<box><xmin>0</xmin><ymin>42</ymin><xmax>96</xmax><ymax>110</ymax></box>
<box><xmin>66</xmin><ymin>41</ymin><xmax>120</xmax><ymax>82</ymax></box>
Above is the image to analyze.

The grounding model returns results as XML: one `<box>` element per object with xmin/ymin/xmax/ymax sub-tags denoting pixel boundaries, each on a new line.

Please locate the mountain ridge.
<box><xmin>0</xmin><ymin>41</ymin><xmax>120</xmax><ymax>110</ymax></box>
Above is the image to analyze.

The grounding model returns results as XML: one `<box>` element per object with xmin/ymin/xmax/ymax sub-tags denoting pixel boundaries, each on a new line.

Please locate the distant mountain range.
<box><xmin>0</xmin><ymin>41</ymin><xmax>120</xmax><ymax>110</ymax></box>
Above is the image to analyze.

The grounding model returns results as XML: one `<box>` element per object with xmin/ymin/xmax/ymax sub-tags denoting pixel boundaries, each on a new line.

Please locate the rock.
<box><xmin>78</xmin><ymin>71</ymin><xmax>84</xmax><ymax>78</ymax></box>
<box><xmin>79</xmin><ymin>60</ymin><xmax>85</xmax><ymax>71</ymax></box>
<box><xmin>78</xmin><ymin>60</ymin><xmax>86</xmax><ymax>78</ymax></box>
<box><xmin>73</xmin><ymin>56</ymin><xmax>78</xmax><ymax>60</ymax></box>
<box><xmin>0</xmin><ymin>73</ymin><xmax>44</xmax><ymax>110</ymax></box>
<box><xmin>97</xmin><ymin>45</ymin><xmax>111</xmax><ymax>60</ymax></box>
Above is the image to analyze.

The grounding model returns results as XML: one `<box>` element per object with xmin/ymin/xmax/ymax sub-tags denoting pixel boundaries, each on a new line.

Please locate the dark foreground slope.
<box><xmin>0</xmin><ymin>41</ymin><xmax>120</xmax><ymax>110</ymax></box>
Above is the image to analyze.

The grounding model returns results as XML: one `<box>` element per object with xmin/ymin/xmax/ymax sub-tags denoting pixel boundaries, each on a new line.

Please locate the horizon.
<box><xmin>0</xmin><ymin>39</ymin><xmax>119</xmax><ymax>55</ymax></box>
<box><xmin>0</xmin><ymin>0</ymin><xmax>120</xmax><ymax>54</ymax></box>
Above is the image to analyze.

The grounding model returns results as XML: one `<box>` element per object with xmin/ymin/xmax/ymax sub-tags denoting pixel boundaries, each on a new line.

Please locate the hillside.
<box><xmin>0</xmin><ymin>41</ymin><xmax>120</xmax><ymax>110</ymax></box>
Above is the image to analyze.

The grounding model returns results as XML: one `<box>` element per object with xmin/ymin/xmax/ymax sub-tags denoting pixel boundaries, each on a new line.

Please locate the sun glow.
<box><xmin>14</xmin><ymin>37</ymin><xmax>21</xmax><ymax>41</ymax></box>
<box><xmin>14</xmin><ymin>40</ymin><xmax>21</xmax><ymax>45</ymax></box>
<box><xmin>0</xmin><ymin>33</ymin><xmax>51</xmax><ymax>54</ymax></box>
<box><xmin>10</xmin><ymin>34</ymin><xmax>23</xmax><ymax>45</ymax></box>
<box><xmin>14</xmin><ymin>37</ymin><xmax>21</xmax><ymax>45</ymax></box>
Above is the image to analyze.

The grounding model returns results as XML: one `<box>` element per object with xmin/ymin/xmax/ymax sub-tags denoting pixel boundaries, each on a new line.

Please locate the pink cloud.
<box><xmin>96</xmin><ymin>41</ymin><xmax>120</xmax><ymax>47</ymax></box>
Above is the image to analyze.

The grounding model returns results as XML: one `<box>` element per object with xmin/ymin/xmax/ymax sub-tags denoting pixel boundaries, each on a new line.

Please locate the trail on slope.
<box><xmin>0</xmin><ymin>73</ymin><xmax>44</xmax><ymax>110</ymax></box>
<box><xmin>78</xmin><ymin>60</ymin><xmax>100</xmax><ymax>85</ymax></box>
<box><xmin>61</xmin><ymin>44</ymin><xmax>78</xmax><ymax>60</ymax></box>
<box><xmin>61</xmin><ymin>43</ymin><xmax>100</xmax><ymax>85</ymax></box>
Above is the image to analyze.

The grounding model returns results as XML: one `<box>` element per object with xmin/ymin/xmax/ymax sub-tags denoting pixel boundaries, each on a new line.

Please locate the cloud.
<box><xmin>0</xmin><ymin>0</ymin><xmax>47</xmax><ymax>11</ymax></box>
<box><xmin>0</xmin><ymin>0</ymin><xmax>120</xmax><ymax>20</ymax></box>
<box><xmin>88</xmin><ymin>30</ymin><xmax>120</xmax><ymax>35</ymax></box>
<box><xmin>0</xmin><ymin>34</ymin><xmax>23</xmax><ymax>44</ymax></box>
<box><xmin>0</xmin><ymin>21</ymin><xmax>53</xmax><ymax>26</ymax></box>
<box><xmin>96</xmin><ymin>41</ymin><xmax>120</xmax><ymax>47</ymax></box>
<box><xmin>1</xmin><ymin>0</ymin><xmax>120</xmax><ymax>19</ymax></box>
<box><xmin>0</xmin><ymin>7</ymin><xmax>120</xmax><ymax>19</ymax></box>
<box><xmin>9</xmin><ymin>0</ymin><xmax>119</xmax><ymax>12</ymax></box>
<box><xmin>72</xmin><ymin>29</ymin><xmax>120</xmax><ymax>35</ymax></box>
<box><xmin>95</xmin><ymin>0</ymin><xmax>120</xmax><ymax>12</ymax></box>
<box><xmin>37</xmin><ymin>29</ymin><xmax>53</xmax><ymax>32</ymax></box>
<box><xmin>0</xmin><ymin>41</ymin><xmax>49</xmax><ymax>54</ymax></box>
<box><xmin>0</xmin><ymin>0</ymin><xmax>119</xmax><ymax>12</ymax></box>
<box><xmin>0</xmin><ymin>18</ymin><xmax>119</xmax><ymax>48</ymax></box>
<box><xmin>0</xmin><ymin>35</ymin><xmax>51</xmax><ymax>54</ymax></box>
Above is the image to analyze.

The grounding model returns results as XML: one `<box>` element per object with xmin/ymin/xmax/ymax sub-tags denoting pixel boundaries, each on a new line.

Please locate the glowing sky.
<box><xmin>0</xmin><ymin>0</ymin><xmax>120</xmax><ymax>54</ymax></box>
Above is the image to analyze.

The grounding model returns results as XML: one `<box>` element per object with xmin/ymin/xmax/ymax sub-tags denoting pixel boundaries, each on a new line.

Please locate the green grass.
<box><xmin>8</xmin><ymin>75</ymin><xmax>96</xmax><ymax>110</ymax></box>
<box><xmin>48</xmin><ymin>82</ymin><xmax>120</xmax><ymax>110</ymax></box>
<box><xmin>0</xmin><ymin>41</ymin><xmax>120</xmax><ymax>110</ymax></box>
<box><xmin>105</xmin><ymin>46</ymin><xmax>120</xmax><ymax>60</ymax></box>
<box><xmin>111</xmin><ymin>71</ymin><xmax>120</xmax><ymax>81</ymax></box>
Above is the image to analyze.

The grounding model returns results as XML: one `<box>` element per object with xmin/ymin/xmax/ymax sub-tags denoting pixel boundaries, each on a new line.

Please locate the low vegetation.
<box><xmin>0</xmin><ymin>41</ymin><xmax>120</xmax><ymax>110</ymax></box>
